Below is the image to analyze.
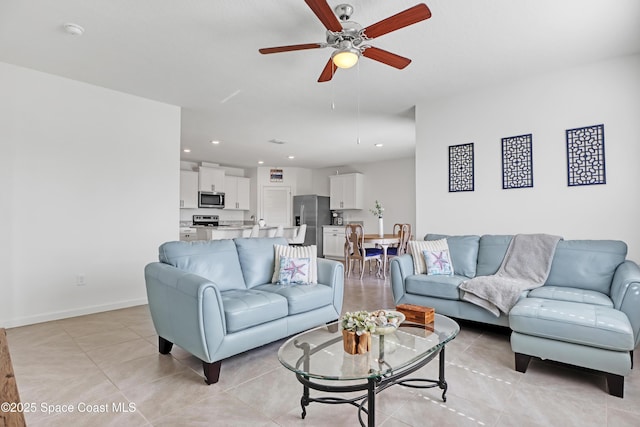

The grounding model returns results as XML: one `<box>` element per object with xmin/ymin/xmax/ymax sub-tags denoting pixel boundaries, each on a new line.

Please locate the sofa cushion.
<box><xmin>221</xmin><ymin>289</ymin><xmax>288</xmax><ymax>333</ymax></box>
<box><xmin>405</xmin><ymin>274</ymin><xmax>466</xmax><ymax>300</ymax></box>
<box><xmin>408</xmin><ymin>239</ymin><xmax>451</xmax><ymax>275</ymax></box>
<box><xmin>509</xmin><ymin>298</ymin><xmax>634</xmax><ymax>351</ymax></box>
<box><xmin>426</xmin><ymin>234</ymin><xmax>480</xmax><ymax>278</ymax></box>
<box><xmin>528</xmin><ymin>286</ymin><xmax>613</xmax><ymax>307</ymax></box>
<box><xmin>277</xmin><ymin>256</ymin><xmax>311</xmax><ymax>285</ymax></box>
<box><xmin>272</xmin><ymin>244</ymin><xmax>318</xmax><ymax>284</ymax></box>
<box><xmin>255</xmin><ymin>283</ymin><xmax>334</xmax><ymax>315</ymax></box>
<box><xmin>423</xmin><ymin>249</ymin><xmax>454</xmax><ymax>276</ymax></box>
<box><xmin>476</xmin><ymin>235</ymin><xmax>513</xmax><ymax>276</ymax></box>
<box><xmin>545</xmin><ymin>240</ymin><xmax>627</xmax><ymax>294</ymax></box>
<box><xmin>159</xmin><ymin>240</ymin><xmax>245</xmax><ymax>291</ymax></box>
<box><xmin>234</xmin><ymin>237</ymin><xmax>289</xmax><ymax>288</ymax></box>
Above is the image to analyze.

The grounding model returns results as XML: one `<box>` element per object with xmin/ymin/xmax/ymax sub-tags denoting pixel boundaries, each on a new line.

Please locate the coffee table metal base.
<box><xmin>295</xmin><ymin>346</ymin><xmax>448</xmax><ymax>427</ymax></box>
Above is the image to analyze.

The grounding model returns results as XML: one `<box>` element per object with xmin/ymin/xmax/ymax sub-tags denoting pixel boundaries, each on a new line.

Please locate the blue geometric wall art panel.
<box><xmin>502</xmin><ymin>134</ymin><xmax>533</xmax><ymax>189</ymax></box>
<box><xmin>566</xmin><ymin>124</ymin><xmax>606</xmax><ymax>186</ymax></box>
<box><xmin>449</xmin><ymin>143</ymin><xmax>474</xmax><ymax>192</ymax></box>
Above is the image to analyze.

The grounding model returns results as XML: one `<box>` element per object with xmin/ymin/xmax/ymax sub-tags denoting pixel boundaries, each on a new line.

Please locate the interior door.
<box><xmin>261</xmin><ymin>186</ymin><xmax>291</xmax><ymax>227</ymax></box>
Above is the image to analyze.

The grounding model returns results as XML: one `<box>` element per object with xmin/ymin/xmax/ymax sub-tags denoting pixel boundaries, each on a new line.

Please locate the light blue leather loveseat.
<box><xmin>390</xmin><ymin>234</ymin><xmax>640</xmax><ymax>397</ymax></box>
<box><xmin>145</xmin><ymin>237</ymin><xmax>344</xmax><ymax>384</ymax></box>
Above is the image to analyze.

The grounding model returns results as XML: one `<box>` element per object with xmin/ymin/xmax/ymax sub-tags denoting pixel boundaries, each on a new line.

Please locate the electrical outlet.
<box><xmin>76</xmin><ymin>274</ymin><xmax>86</xmax><ymax>286</ymax></box>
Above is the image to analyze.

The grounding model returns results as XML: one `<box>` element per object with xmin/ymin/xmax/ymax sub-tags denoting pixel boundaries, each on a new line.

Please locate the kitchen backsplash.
<box><xmin>179</xmin><ymin>207</ymin><xmax>247</xmax><ymax>223</ymax></box>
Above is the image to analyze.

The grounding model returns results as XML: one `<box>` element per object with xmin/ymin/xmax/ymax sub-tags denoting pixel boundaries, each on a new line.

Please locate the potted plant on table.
<box><xmin>370</xmin><ymin>200</ymin><xmax>384</xmax><ymax>237</ymax></box>
<box><xmin>340</xmin><ymin>311</ymin><xmax>375</xmax><ymax>354</ymax></box>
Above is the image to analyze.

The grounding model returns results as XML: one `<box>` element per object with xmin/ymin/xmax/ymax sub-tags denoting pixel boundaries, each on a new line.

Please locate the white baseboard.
<box><xmin>1</xmin><ymin>298</ymin><xmax>149</xmax><ymax>329</ymax></box>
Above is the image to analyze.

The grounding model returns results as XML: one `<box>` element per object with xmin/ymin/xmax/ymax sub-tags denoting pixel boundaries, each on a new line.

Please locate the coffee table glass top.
<box><xmin>278</xmin><ymin>313</ymin><xmax>459</xmax><ymax>381</ymax></box>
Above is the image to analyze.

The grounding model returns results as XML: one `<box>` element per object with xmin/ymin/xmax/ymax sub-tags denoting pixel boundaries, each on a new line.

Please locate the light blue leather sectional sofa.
<box><xmin>144</xmin><ymin>237</ymin><xmax>344</xmax><ymax>384</ymax></box>
<box><xmin>390</xmin><ymin>234</ymin><xmax>640</xmax><ymax>397</ymax></box>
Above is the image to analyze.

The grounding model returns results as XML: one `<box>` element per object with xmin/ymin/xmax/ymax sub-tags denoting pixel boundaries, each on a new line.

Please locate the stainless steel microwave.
<box><xmin>198</xmin><ymin>191</ymin><xmax>225</xmax><ymax>208</ymax></box>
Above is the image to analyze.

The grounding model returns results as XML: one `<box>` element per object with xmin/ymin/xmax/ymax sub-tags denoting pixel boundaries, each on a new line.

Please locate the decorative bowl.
<box><xmin>371</xmin><ymin>310</ymin><xmax>405</xmax><ymax>335</ymax></box>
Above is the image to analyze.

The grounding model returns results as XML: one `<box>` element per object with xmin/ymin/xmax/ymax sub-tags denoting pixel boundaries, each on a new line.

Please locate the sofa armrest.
<box><xmin>317</xmin><ymin>258</ymin><xmax>345</xmax><ymax>315</ymax></box>
<box><xmin>144</xmin><ymin>262</ymin><xmax>226</xmax><ymax>363</ymax></box>
<box><xmin>390</xmin><ymin>254</ymin><xmax>414</xmax><ymax>304</ymax></box>
<box><xmin>610</xmin><ymin>260</ymin><xmax>640</xmax><ymax>347</ymax></box>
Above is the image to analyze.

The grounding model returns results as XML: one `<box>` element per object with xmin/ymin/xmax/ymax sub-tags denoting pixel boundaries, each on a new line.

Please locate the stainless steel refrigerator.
<box><xmin>293</xmin><ymin>195</ymin><xmax>331</xmax><ymax>256</ymax></box>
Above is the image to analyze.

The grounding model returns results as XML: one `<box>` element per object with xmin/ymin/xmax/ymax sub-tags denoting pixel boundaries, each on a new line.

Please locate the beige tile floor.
<box><xmin>6</xmin><ymin>271</ymin><xmax>640</xmax><ymax>426</ymax></box>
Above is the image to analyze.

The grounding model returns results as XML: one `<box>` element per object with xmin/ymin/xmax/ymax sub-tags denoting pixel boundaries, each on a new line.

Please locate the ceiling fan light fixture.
<box><xmin>332</xmin><ymin>48</ymin><xmax>359</xmax><ymax>69</ymax></box>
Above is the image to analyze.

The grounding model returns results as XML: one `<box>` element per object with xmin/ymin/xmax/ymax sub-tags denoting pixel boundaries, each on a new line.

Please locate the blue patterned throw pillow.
<box><xmin>423</xmin><ymin>249</ymin><xmax>454</xmax><ymax>276</ymax></box>
<box><xmin>277</xmin><ymin>256</ymin><xmax>311</xmax><ymax>285</ymax></box>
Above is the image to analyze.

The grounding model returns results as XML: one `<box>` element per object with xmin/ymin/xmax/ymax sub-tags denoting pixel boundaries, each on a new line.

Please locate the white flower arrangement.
<box><xmin>340</xmin><ymin>311</ymin><xmax>376</xmax><ymax>336</ymax></box>
<box><xmin>340</xmin><ymin>309</ymin><xmax>402</xmax><ymax>335</ymax></box>
<box><xmin>369</xmin><ymin>200</ymin><xmax>384</xmax><ymax>218</ymax></box>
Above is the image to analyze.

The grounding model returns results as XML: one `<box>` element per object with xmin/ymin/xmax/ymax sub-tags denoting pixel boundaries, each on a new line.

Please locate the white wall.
<box><xmin>0</xmin><ymin>62</ymin><xmax>180</xmax><ymax>327</ymax></box>
<box><xmin>416</xmin><ymin>54</ymin><xmax>640</xmax><ymax>262</ymax></box>
<box><xmin>313</xmin><ymin>157</ymin><xmax>416</xmax><ymax>234</ymax></box>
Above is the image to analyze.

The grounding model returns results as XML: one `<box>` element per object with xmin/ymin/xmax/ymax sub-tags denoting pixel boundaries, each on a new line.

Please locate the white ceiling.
<box><xmin>1</xmin><ymin>0</ymin><xmax>639</xmax><ymax>169</ymax></box>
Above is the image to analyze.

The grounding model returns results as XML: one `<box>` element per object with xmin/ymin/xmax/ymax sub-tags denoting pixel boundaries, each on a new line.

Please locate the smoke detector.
<box><xmin>63</xmin><ymin>23</ymin><xmax>84</xmax><ymax>36</ymax></box>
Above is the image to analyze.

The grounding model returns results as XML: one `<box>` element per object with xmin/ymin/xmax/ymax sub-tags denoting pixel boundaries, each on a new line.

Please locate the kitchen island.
<box><xmin>194</xmin><ymin>225</ymin><xmax>297</xmax><ymax>240</ymax></box>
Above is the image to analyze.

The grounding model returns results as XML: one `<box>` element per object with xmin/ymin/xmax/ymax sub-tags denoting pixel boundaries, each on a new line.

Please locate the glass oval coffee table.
<box><xmin>278</xmin><ymin>313</ymin><xmax>460</xmax><ymax>426</ymax></box>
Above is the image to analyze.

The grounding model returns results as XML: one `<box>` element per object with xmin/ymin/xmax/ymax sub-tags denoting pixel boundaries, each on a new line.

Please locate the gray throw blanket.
<box><xmin>459</xmin><ymin>234</ymin><xmax>562</xmax><ymax>317</ymax></box>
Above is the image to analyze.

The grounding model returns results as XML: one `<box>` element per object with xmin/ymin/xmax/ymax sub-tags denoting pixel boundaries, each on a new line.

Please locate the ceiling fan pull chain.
<box><xmin>331</xmin><ymin>64</ymin><xmax>336</xmax><ymax>110</ymax></box>
<box><xmin>356</xmin><ymin>59</ymin><xmax>361</xmax><ymax>144</ymax></box>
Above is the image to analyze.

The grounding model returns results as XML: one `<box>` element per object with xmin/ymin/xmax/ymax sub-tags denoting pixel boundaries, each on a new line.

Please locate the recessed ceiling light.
<box><xmin>258</xmin><ymin>160</ymin><xmax>264</xmax><ymax>165</ymax></box>
<box><xmin>183</xmin><ymin>148</ymin><xmax>191</xmax><ymax>153</ymax></box>
<box><xmin>288</xmin><ymin>155</ymin><xmax>295</xmax><ymax>159</ymax></box>
<box><xmin>210</xmin><ymin>140</ymin><xmax>220</xmax><ymax>145</ymax></box>
<box><xmin>63</xmin><ymin>23</ymin><xmax>84</xmax><ymax>36</ymax></box>
<box><xmin>374</xmin><ymin>143</ymin><xmax>384</xmax><ymax>147</ymax></box>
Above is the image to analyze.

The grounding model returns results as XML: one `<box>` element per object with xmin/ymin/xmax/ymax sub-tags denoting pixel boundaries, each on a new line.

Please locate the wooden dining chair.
<box><xmin>386</xmin><ymin>223</ymin><xmax>411</xmax><ymax>266</ymax></box>
<box><xmin>344</xmin><ymin>223</ymin><xmax>383</xmax><ymax>279</ymax></box>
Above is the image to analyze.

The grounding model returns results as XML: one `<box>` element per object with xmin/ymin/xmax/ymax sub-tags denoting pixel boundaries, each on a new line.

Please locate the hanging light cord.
<box><xmin>356</xmin><ymin>60</ymin><xmax>361</xmax><ymax>144</ymax></box>
<box><xmin>331</xmin><ymin>63</ymin><xmax>335</xmax><ymax>110</ymax></box>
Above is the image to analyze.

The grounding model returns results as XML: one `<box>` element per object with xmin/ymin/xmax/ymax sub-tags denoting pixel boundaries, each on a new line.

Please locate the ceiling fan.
<box><xmin>259</xmin><ymin>0</ymin><xmax>432</xmax><ymax>82</ymax></box>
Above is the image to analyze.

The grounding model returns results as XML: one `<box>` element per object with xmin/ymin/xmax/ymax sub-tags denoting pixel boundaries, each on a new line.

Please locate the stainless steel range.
<box><xmin>192</xmin><ymin>214</ymin><xmax>219</xmax><ymax>227</ymax></box>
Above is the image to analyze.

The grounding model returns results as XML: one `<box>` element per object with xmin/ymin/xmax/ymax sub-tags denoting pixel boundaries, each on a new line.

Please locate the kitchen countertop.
<box><xmin>191</xmin><ymin>225</ymin><xmax>297</xmax><ymax>230</ymax></box>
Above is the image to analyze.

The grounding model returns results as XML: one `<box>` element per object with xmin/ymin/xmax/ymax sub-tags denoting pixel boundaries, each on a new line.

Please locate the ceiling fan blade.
<box><xmin>362</xmin><ymin>47</ymin><xmax>411</xmax><ymax>69</ymax></box>
<box><xmin>318</xmin><ymin>58</ymin><xmax>337</xmax><ymax>82</ymax></box>
<box><xmin>259</xmin><ymin>43</ymin><xmax>325</xmax><ymax>54</ymax></box>
<box><xmin>362</xmin><ymin>3</ymin><xmax>432</xmax><ymax>39</ymax></box>
<box><xmin>304</xmin><ymin>0</ymin><xmax>343</xmax><ymax>32</ymax></box>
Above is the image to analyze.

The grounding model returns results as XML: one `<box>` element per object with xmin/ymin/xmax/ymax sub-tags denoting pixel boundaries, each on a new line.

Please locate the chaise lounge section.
<box><xmin>390</xmin><ymin>233</ymin><xmax>640</xmax><ymax>397</ymax></box>
<box><xmin>144</xmin><ymin>237</ymin><xmax>344</xmax><ymax>384</ymax></box>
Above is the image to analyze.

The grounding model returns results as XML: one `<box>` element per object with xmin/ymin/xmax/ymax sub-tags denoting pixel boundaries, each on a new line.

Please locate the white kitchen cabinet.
<box><xmin>198</xmin><ymin>166</ymin><xmax>225</xmax><ymax>192</ymax></box>
<box><xmin>180</xmin><ymin>170</ymin><xmax>198</xmax><ymax>209</ymax></box>
<box><xmin>323</xmin><ymin>226</ymin><xmax>345</xmax><ymax>259</ymax></box>
<box><xmin>329</xmin><ymin>173</ymin><xmax>363</xmax><ymax>210</ymax></box>
<box><xmin>180</xmin><ymin>227</ymin><xmax>197</xmax><ymax>241</ymax></box>
<box><xmin>224</xmin><ymin>176</ymin><xmax>250</xmax><ymax>210</ymax></box>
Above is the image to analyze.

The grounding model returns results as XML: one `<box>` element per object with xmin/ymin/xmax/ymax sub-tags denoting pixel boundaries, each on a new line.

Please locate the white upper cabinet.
<box><xmin>180</xmin><ymin>170</ymin><xmax>198</xmax><ymax>209</ymax></box>
<box><xmin>224</xmin><ymin>175</ymin><xmax>250</xmax><ymax>210</ymax></box>
<box><xmin>198</xmin><ymin>166</ymin><xmax>225</xmax><ymax>192</ymax></box>
<box><xmin>329</xmin><ymin>173</ymin><xmax>363</xmax><ymax>210</ymax></box>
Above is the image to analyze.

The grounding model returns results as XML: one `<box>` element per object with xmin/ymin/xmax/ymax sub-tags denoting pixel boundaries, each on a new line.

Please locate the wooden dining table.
<box><xmin>363</xmin><ymin>233</ymin><xmax>401</xmax><ymax>279</ymax></box>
